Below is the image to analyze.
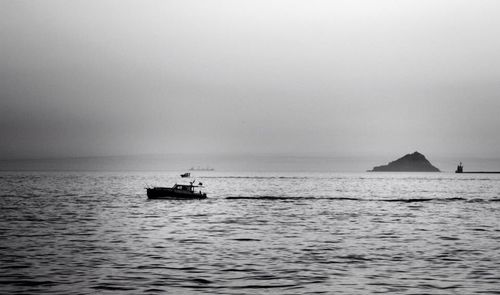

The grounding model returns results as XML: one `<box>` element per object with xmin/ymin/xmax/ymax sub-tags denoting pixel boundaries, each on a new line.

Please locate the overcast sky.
<box><xmin>1</xmin><ymin>0</ymin><xmax>500</xmax><ymax>160</ymax></box>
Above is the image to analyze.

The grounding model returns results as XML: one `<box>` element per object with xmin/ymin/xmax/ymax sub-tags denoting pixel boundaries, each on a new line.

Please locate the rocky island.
<box><xmin>369</xmin><ymin>152</ymin><xmax>440</xmax><ymax>172</ymax></box>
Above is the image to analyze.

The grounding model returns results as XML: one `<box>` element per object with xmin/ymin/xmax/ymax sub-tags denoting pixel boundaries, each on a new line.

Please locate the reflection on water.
<box><xmin>1</xmin><ymin>171</ymin><xmax>500</xmax><ymax>294</ymax></box>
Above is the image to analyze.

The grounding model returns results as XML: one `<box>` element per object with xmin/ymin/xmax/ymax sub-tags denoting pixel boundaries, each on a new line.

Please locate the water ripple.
<box><xmin>1</xmin><ymin>171</ymin><xmax>499</xmax><ymax>294</ymax></box>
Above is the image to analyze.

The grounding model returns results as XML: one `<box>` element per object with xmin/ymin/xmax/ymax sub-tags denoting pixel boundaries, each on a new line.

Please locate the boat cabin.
<box><xmin>173</xmin><ymin>184</ymin><xmax>197</xmax><ymax>192</ymax></box>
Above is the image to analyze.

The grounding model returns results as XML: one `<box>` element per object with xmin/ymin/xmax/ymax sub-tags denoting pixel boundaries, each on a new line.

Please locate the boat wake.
<box><xmin>225</xmin><ymin>196</ymin><xmax>479</xmax><ymax>203</ymax></box>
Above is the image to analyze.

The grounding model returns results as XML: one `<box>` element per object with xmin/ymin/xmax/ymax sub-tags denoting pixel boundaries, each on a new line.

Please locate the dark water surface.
<box><xmin>1</xmin><ymin>171</ymin><xmax>500</xmax><ymax>294</ymax></box>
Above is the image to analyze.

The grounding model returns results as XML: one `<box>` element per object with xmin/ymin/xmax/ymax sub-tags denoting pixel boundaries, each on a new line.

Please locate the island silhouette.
<box><xmin>369</xmin><ymin>151</ymin><xmax>440</xmax><ymax>172</ymax></box>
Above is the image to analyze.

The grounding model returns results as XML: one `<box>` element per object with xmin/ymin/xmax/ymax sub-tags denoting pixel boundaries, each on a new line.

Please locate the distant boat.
<box><xmin>146</xmin><ymin>181</ymin><xmax>207</xmax><ymax>200</ymax></box>
<box><xmin>180</xmin><ymin>172</ymin><xmax>190</xmax><ymax>178</ymax></box>
<box><xmin>189</xmin><ymin>166</ymin><xmax>214</xmax><ymax>171</ymax></box>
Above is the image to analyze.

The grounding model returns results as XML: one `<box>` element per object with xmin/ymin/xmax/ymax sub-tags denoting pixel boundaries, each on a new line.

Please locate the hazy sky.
<box><xmin>1</xmin><ymin>0</ymin><xmax>500</xmax><ymax>160</ymax></box>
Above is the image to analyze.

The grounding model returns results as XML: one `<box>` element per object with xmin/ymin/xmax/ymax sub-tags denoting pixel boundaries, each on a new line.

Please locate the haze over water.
<box><xmin>1</xmin><ymin>171</ymin><xmax>500</xmax><ymax>294</ymax></box>
<box><xmin>2</xmin><ymin>1</ymin><xmax>500</xmax><ymax>160</ymax></box>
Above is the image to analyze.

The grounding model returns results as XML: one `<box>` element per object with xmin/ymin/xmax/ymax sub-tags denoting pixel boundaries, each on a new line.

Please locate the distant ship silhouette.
<box><xmin>189</xmin><ymin>166</ymin><xmax>214</xmax><ymax>171</ymax></box>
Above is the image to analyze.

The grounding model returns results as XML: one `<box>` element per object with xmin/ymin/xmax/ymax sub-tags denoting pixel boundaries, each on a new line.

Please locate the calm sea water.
<box><xmin>1</xmin><ymin>171</ymin><xmax>499</xmax><ymax>294</ymax></box>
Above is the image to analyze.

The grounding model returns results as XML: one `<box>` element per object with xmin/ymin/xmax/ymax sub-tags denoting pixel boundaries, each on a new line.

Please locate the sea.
<box><xmin>1</xmin><ymin>171</ymin><xmax>500</xmax><ymax>294</ymax></box>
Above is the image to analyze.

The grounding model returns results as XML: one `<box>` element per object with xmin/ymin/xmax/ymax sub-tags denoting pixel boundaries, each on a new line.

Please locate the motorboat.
<box><xmin>146</xmin><ymin>181</ymin><xmax>207</xmax><ymax>200</ymax></box>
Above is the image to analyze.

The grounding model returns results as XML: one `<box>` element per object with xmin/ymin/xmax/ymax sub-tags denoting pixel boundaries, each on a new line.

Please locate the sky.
<box><xmin>1</xmin><ymin>0</ymin><xmax>500</xmax><ymax>163</ymax></box>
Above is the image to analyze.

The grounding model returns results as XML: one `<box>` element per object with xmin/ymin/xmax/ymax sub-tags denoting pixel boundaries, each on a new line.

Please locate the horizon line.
<box><xmin>1</xmin><ymin>152</ymin><xmax>499</xmax><ymax>162</ymax></box>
